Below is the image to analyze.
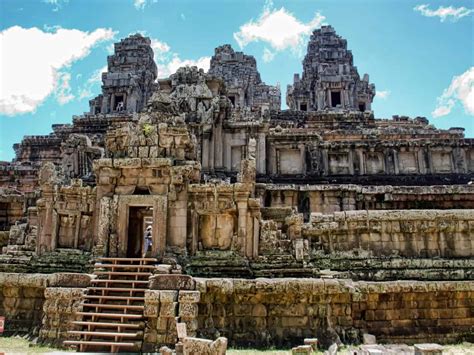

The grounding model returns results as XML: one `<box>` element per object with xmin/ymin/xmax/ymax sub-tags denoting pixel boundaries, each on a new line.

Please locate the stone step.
<box><xmin>90</xmin><ymin>279</ymin><xmax>149</xmax><ymax>286</ymax></box>
<box><xmin>94</xmin><ymin>271</ymin><xmax>152</xmax><ymax>277</ymax></box>
<box><xmin>88</xmin><ymin>287</ymin><xmax>146</xmax><ymax>293</ymax></box>
<box><xmin>75</xmin><ymin>312</ymin><xmax>143</xmax><ymax>320</ymax></box>
<box><xmin>94</xmin><ymin>263</ymin><xmax>156</xmax><ymax>270</ymax></box>
<box><xmin>81</xmin><ymin>303</ymin><xmax>144</xmax><ymax>311</ymax></box>
<box><xmin>68</xmin><ymin>330</ymin><xmax>140</xmax><ymax>338</ymax></box>
<box><xmin>97</xmin><ymin>257</ymin><xmax>157</xmax><ymax>263</ymax></box>
<box><xmin>63</xmin><ymin>340</ymin><xmax>137</xmax><ymax>351</ymax></box>
<box><xmin>72</xmin><ymin>321</ymin><xmax>143</xmax><ymax>329</ymax></box>
<box><xmin>84</xmin><ymin>295</ymin><xmax>145</xmax><ymax>301</ymax></box>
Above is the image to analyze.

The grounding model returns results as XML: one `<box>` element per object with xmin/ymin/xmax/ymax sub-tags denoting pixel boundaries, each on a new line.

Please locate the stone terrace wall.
<box><xmin>195</xmin><ymin>278</ymin><xmax>473</xmax><ymax>348</ymax></box>
<box><xmin>304</xmin><ymin>210</ymin><xmax>474</xmax><ymax>258</ymax></box>
<box><xmin>0</xmin><ymin>273</ymin><xmax>90</xmax><ymax>335</ymax></box>
<box><xmin>39</xmin><ymin>287</ymin><xmax>86</xmax><ymax>347</ymax></box>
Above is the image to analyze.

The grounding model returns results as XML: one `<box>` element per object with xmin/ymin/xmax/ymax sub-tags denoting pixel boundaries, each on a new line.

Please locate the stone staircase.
<box><xmin>64</xmin><ymin>257</ymin><xmax>157</xmax><ymax>353</ymax></box>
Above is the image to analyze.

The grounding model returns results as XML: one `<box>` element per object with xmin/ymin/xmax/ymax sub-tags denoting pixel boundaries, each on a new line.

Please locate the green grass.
<box><xmin>0</xmin><ymin>336</ymin><xmax>69</xmax><ymax>353</ymax></box>
<box><xmin>0</xmin><ymin>336</ymin><xmax>472</xmax><ymax>354</ymax></box>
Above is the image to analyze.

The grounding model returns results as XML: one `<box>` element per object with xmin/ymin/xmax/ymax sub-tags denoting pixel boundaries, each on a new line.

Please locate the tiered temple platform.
<box><xmin>0</xmin><ymin>28</ymin><xmax>472</xmax><ymax>352</ymax></box>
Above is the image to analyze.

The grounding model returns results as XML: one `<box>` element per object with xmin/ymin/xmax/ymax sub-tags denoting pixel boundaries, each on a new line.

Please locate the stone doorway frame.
<box><xmin>116</xmin><ymin>195</ymin><xmax>167</xmax><ymax>258</ymax></box>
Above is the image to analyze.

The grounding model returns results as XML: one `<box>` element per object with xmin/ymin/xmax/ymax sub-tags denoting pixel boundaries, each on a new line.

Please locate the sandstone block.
<box><xmin>303</xmin><ymin>338</ymin><xmax>318</xmax><ymax>351</ymax></box>
<box><xmin>179</xmin><ymin>302</ymin><xmax>198</xmax><ymax>318</ymax></box>
<box><xmin>178</xmin><ymin>290</ymin><xmax>201</xmax><ymax>303</ymax></box>
<box><xmin>292</xmin><ymin>345</ymin><xmax>312</xmax><ymax>354</ymax></box>
<box><xmin>363</xmin><ymin>333</ymin><xmax>376</xmax><ymax>345</ymax></box>
<box><xmin>150</xmin><ymin>275</ymin><xmax>195</xmax><ymax>290</ymax></box>
<box><xmin>183</xmin><ymin>336</ymin><xmax>227</xmax><ymax>355</ymax></box>
<box><xmin>159</xmin><ymin>290</ymin><xmax>178</xmax><ymax>303</ymax></box>
<box><xmin>159</xmin><ymin>302</ymin><xmax>177</xmax><ymax>317</ymax></box>
<box><xmin>414</xmin><ymin>344</ymin><xmax>443</xmax><ymax>355</ymax></box>
<box><xmin>50</xmin><ymin>273</ymin><xmax>92</xmax><ymax>287</ymax></box>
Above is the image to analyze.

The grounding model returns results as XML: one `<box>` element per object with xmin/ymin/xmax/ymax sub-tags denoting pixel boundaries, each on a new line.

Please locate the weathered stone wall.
<box><xmin>144</xmin><ymin>289</ymin><xmax>200</xmax><ymax>351</ymax></box>
<box><xmin>195</xmin><ymin>278</ymin><xmax>474</xmax><ymax>347</ymax></box>
<box><xmin>303</xmin><ymin>210</ymin><xmax>474</xmax><ymax>258</ymax></box>
<box><xmin>39</xmin><ymin>287</ymin><xmax>86</xmax><ymax>347</ymax></box>
<box><xmin>0</xmin><ymin>274</ymin><xmax>49</xmax><ymax>333</ymax></box>
<box><xmin>0</xmin><ymin>273</ymin><xmax>90</xmax><ymax>335</ymax></box>
<box><xmin>259</xmin><ymin>184</ymin><xmax>474</xmax><ymax>213</ymax></box>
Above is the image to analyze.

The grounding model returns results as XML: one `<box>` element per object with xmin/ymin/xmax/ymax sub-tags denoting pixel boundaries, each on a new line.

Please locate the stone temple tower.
<box><xmin>89</xmin><ymin>34</ymin><xmax>158</xmax><ymax>115</ymax></box>
<box><xmin>287</xmin><ymin>25</ymin><xmax>375</xmax><ymax>112</ymax></box>
<box><xmin>208</xmin><ymin>44</ymin><xmax>281</xmax><ymax>112</ymax></box>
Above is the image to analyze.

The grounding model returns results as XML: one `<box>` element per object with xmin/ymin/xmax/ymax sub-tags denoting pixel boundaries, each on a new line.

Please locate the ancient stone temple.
<box><xmin>287</xmin><ymin>25</ymin><xmax>375</xmax><ymax>112</ymax></box>
<box><xmin>0</xmin><ymin>28</ymin><xmax>473</xmax><ymax>353</ymax></box>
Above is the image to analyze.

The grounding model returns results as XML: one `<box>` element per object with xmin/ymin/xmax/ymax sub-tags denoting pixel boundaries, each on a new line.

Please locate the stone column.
<box><xmin>348</xmin><ymin>150</ymin><xmax>355</xmax><ymax>175</ymax></box>
<box><xmin>178</xmin><ymin>291</ymin><xmax>200</xmax><ymax>337</ymax></box>
<box><xmin>393</xmin><ymin>150</ymin><xmax>399</xmax><ymax>175</ymax></box>
<box><xmin>236</xmin><ymin>198</ymin><xmax>249</xmax><ymax>256</ymax></box>
<box><xmin>358</xmin><ymin>150</ymin><xmax>365</xmax><ymax>175</ymax></box>
<box><xmin>201</xmin><ymin>137</ymin><xmax>209</xmax><ymax>171</ymax></box>
<box><xmin>214</xmin><ymin>123</ymin><xmax>223</xmax><ymax>169</ymax></box>
<box><xmin>157</xmin><ymin>291</ymin><xmax>178</xmax><ymax>345</ymax></box>
<box><xmin>154</xmin><ymin>195</ymin><xmax>168</xmax><ymax>257</ymax></box>
<box><xmin>94</xmin><ymin>198</ymin><xmax>109</xmax><ymax>256</ymax></box>
<box><xmin>257</xmin><ymin>132</ymin><xmax>266</xmax><ymax>174</ymax></box>
<box><xmin>322</xmin><ymin>149</ymin><xmax>329</xmax><ymax>175</ymax></box>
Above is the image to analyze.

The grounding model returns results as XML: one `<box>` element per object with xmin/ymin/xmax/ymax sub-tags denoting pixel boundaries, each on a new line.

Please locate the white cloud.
<box><xmin>0</xmin><ymin>26</ymin><xmax>116</xmax><ymax>115</ymax></box>
<box><xmin>134</xmin><ymin>0</ymin><xmax>157</xmax><ymax>10</ymax></box>
<box><xmin>55</xmin><ymin>72</ymin><xmax>74</xmax><ymax>104</ymax></box>
<box><xmin>134</xmin><ymin>0</ymin><xmax>146</xmax><ymax>10</ymax></box>
<box><xmin>414</xmin><ymin>4</ymin><xmax>473</xmax><ymax>22</ymax></box>
<box><xmin>375</xmin><ymin>90</ymin><xmax>391</xmax><ymax>100</ymax></box>
<box><xmin>78</xmin><ymin>65</ymin><xmax>107</xmax><ymax>100</ymax></box>
<box><xmin>149</xmin><ymin>38</ymin><xmax>210</xmax><ymax>78</ymax></box>
<box><xmin>233</xmin><ymin>0</ymin><xmax>325</xmax><ymax>55</ymax></box>
<box><xmin>262</xmin><ymin>47</ymin><xmax>276</xmax><ymax>63</ymax></box>
<box><xmin>157</xmin><ymin>56</ymin><xmax>211</xmax><ymax>78</ymax></box>
<box><xmin>432</xmin><ymin>67</ymin><xmax>474</xmax><ymax>117</ymax></box>
<box><xmin>43</xmin><ymin>0</ymin><xmax>68</xmax><ymax>11</ymax></box>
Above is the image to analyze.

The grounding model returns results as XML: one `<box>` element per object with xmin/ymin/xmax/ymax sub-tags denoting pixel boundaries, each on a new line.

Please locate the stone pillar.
<box><xmin>236</xmin><ymin>198</ymin><xmax>248</xmax><ymax>256</ymax></box>
<box><xmin>322</xmin><ymin>149</ymin><xmax>329</xmax><ymax>175</ymax></box>
<box><xmin>214</xmin><ymin>123</ymin><xmax>223</xmax><ymax>169</ymax></box>
<box><xmin>348</xmin><ymin>150</ymin><xmax>355</xmax><ymax>175</ymax></box>
<box><xmin>154</xmin><ymin>195</ymin><xmax>168</xmax><ymax>257</ymax></box>
<box><xmin>358</xmin><ymin>150</ymin><xmax>365</xmax><ymax>175</ymax></box>
<box><xmin>167</xmin><ymin>190</ymin><xmax>187</xmax><ymax>250</ymax></box>
<box><xmin>201</xmin><ymin>137</ymin><xmax>209</xmax><ymax>171</ymax></box>
<box><xmin>224</xmin><ymin>134</ymin><xmax>232</xmax><ymax>171</ymax></box>
<box><xmin>257</xmin><ymin>132</ymin><xmax>266</xmax><ymax>174</ymax></box>
<box><xmin>94</xmin><ymin>197</ymin><xmax>111</xmax><ymax>257</ymax></box>
<box><xmin>157</xmin><ymin>291</ymin><xmax>178</xmax><ymax>345</ymax></box>
<box><xmin>269</xmin><ymin>144</ymin><xmax>277</xmax><ymax>175</ymax></box>
<box><xmin>178</xmin><ymin>291</ymin><xmax>200</xmax><ymax>338</ymax></box>
<box><xmin>417</xmin><ymin>148</ymin><xmax>426</xmax><ymax>174</ymax></box>
<box><xmin>393</xmin><ymin>150</ymin><xmax>399</xmax><ymax>175</ymax></box>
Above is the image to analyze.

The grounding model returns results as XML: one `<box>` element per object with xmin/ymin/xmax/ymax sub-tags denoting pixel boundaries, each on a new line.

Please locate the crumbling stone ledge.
<box><xmin>0</xmin><ymin>273</ymin><xmax>91</xmax><ymax>335</ymax></box>
<box><xmin>194</xmin><ymin>278</ymin><xmax>474</xmax><ymax>348</ymax></box>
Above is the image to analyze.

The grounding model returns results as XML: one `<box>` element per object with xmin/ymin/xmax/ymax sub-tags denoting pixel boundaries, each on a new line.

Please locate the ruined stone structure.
<box><xmin>287</xmin><ymin>26</ymin><xmax>375</xmax><ymax>112</ymax></box>
<box><xmin>208</xmin><ymin>44</ymin><xmax>281</xmax><ymax>112</ymax></box>
<box><xmin>0</xmin><ymin>28</ymin><xmax>473</xmax><ymax>352</ymax></box>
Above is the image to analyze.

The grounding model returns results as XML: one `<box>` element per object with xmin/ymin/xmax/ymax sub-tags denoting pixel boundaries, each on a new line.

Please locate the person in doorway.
<box><xmin>143</xmin><ymin>226</ymin><xmax>152</xmax><ymax>257</ymax></box>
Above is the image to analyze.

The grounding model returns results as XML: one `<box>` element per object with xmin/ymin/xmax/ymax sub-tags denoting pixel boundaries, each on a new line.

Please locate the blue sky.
<box><xmin>0</xmin><ymin>0</ymin><xmax>473</xmax><ymax>161</ymax></box>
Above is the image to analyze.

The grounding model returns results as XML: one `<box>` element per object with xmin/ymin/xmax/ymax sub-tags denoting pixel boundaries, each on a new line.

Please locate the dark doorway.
<box><xmin>115</xmin><ymin>94</ymin><xmax>125</xmax><ymax>111</ymax></box>
<box><xmin>127</xmin><ymin>206</ymin><xmax>153</xmax><ymax>257</ymax></box>
<box><xmin>300</xmin><ymin>103</ymin><xmax>307</xmax><ymax>111</ymax></box>
<box><xmin>359</xmin><ymin>103</ymin><xmax>366</xmax><ymax>112</ymax></box>
<box><xmin>298</xmin><ymin>193</ymin><xmax>311</xmax><ymax>223</ymax></box>
<box><xmin>331</xmin><ymin>91</ymin><xmax>341</xmax><ymax>107</ymax></box>
<box><xmin>228</xmin><ymin>95</ymin><xmax>236</xmax><ymax>106</ymax></box>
